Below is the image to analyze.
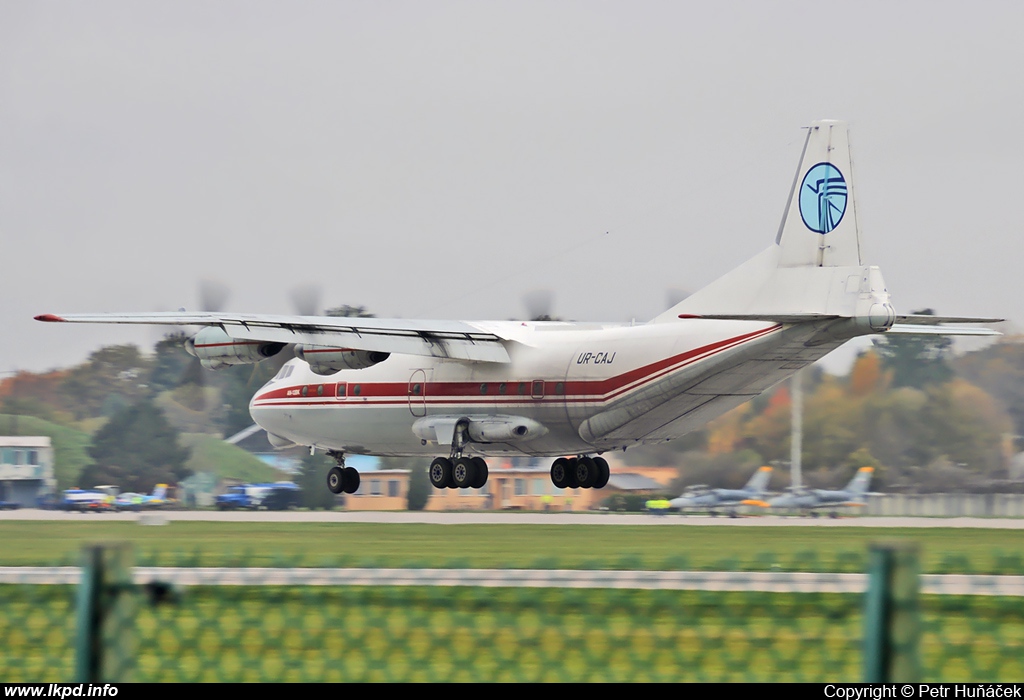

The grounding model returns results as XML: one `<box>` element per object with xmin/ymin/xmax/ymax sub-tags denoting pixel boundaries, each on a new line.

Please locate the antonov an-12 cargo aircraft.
<box><xmin>37</xmin><ymin>121</ymin><xmax>1000</xmax><ymax>496</ymax></box>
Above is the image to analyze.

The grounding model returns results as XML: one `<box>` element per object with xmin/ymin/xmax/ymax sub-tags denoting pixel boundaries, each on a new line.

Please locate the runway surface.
<box><xmin>1</xmin><ymin>509</ymin><xmax>1023</xmax><ymax>528</ymax></box>
<box><xmin>2</xmin><ymin>565</ymin><xmax>1021</xmax><ymax>595</ymax></box>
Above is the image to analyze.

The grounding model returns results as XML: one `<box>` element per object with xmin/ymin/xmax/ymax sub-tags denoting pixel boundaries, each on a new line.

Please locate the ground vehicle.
<box><xmin>60</xmin><ymin>489</ymin><xmax>115</xmax><ymax>512</ymax></box>
<box><xmin>216</xmin><ymin>482</ymin><xmax>300</xmax><ymax>510</ymax></box>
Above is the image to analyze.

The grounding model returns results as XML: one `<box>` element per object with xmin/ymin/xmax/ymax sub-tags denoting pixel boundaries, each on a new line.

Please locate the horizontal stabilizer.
<box><xmin>681</xmin><ymin>313</ymin><xmax>838</xmax><ymax>324</ymax></box>
<box><xmin>884</xmin><ymin>324</ymin><xmax>1001</xmax><ymax>337</ymax></box>
<box><xmin>895</xmin><ymin>315</ymin><xmax>1004</xmax><ymax>325</ymax></box>
<box><xmin>679</xmin><ymin>314</ymin><xmax>1003</xmax><ymax>337</ymax></box>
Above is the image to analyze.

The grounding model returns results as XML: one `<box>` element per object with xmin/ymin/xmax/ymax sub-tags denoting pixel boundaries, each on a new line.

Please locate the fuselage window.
<box><xmin>518</xmin><ymin>382</ymin><xmax>528</xmax><ymax>395</ymax></box>
<box><xmin>479</xmin><ymin>383</ymin><xmax>488</xmax><ymax>395</ymax></box>
<box><xmin>555</xmin><ymin>382</ymin><xmax>565</xmax><ymax>395</ymax></box>
<box><xmin>352</xmin><ymin>384</ymin><xmax>361</xmax><ymax>396</ymax></box>
<box><xmin>300</xmin><ymin>386</ymin><xmax>309</xmax><ymax>397</ymax></box>
<box><xmin>498</xmin><ymin>383</ymin><xmax>507</xmax><ymax>395</ymax></box>
<box><xmin>532</xmin><ymin>380</ymin><xmax>545</xmax><ymax>399</ymax></box>
<box><xmin>411</xmin><ymin>383</ymin><xmax>422</xmax><ymax>396</ymax></box>
<box><xmin>336</xmin><ymin>383</ymin><xmax>347</xmax><ymax>398</ymax></box>
<box><xmin>317</xmin><ymin>385</ymin><xmax>324</xmax><ymax>396</ymax></box>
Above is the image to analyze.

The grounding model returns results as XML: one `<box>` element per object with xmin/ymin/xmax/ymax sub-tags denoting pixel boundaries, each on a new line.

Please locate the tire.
<box><xmin>429</xmin><ymin>458</ymin><xmax>453</xmax><ymax>489</ymax></box>
<box><xmin>592</xmin><ymin>457</ymin><xmax>610</xmax><ymax>489</ymax></box>
<box><xmin>470</xmin><ymin>457</ymin><xmax>488</xmax><ymax>488</ymax></box>
<box><xmin>565</xmin><ymin>458</ymin><xmax>580</xmax><ymax>489</ymax></box>
<box><xmin>327</xmin><ymin>466</ymin><xmax>345</xmax><ymax>494</ymax></box>
<box><xmin>453</xmin><ymin>457</ymin><xmax>477</xmax><ymax>489</ymax></box>
<box><xmin>550</xmin><ymin>458</ymin><xmax>571</xmax><ymax>489</ymax></box>
<box><xmin>342</xmin><ymin>467</ymin><xmax>360</xmax><ymax>494</ymax></box>
<box><xmin>575</xmin><ymin>457</ymin><xmax>597</xmax><ymax>489</ymax></box>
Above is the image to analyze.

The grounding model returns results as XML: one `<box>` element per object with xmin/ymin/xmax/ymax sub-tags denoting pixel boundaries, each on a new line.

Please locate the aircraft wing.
<box><xmin>34</xmin><ymin>312</ymin><xmax>511</xmax><ymax>363</ymax></box>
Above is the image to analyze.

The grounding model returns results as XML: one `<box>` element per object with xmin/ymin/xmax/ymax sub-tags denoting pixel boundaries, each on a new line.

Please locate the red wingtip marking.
<box><xmin>677</xmin><ymin>314</ymin><xmax>701</xmax><ymax>319</ymax></box>
<box><xmin>34</xmin><ymin>314</ymin><xmax>66</xmax><ymax>322</ymax></box>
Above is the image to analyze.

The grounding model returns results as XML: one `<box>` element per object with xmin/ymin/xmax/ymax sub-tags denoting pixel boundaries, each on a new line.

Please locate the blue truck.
<box><xmin>215</xmin><ymin>482</ymin><xmax>300</xmax><ymax>511</ymax></box>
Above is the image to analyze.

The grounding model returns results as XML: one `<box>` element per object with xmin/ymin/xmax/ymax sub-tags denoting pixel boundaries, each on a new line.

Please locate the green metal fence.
<box><xmin>1</xmin><ymin>543</ymin><xmax>1022</xmax><ymax>682</ymax></box>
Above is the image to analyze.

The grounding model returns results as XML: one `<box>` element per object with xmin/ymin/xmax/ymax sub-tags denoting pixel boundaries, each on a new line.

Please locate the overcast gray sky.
<box><xmin>3</xmin><ymin>1</ymin><xmax>1022</xmax><ymax>375</ymax></box>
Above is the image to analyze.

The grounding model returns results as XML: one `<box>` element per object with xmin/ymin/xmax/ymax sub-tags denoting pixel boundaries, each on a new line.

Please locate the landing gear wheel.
<box><xmin>565</xmin><ymin>458</ymin><xmax>580</xmax><ymax>488</ymax></box>
<box><xmin>342</xmin><ymin>467</ymin><xmax>360</xmax><ymax>494</ymax></box>
<box><xmin>575</xmin><ymin>457</ymin><xmax>597</xmax><ymax>489</ymax></box>
<box><xmin>592</xmin><ymin>457</ymin><xmax>610</xmax><ymax>489</ymax></box>
<box><xmin>551</xmin><ymin>458</ymin><xmax>571</xmax><ymax>489</ymax></box>
<box><xmin>453</xmin><ymin>457</ymin><xmax>477</xmax><ymax>489</ymax></box>
<box><xmin>429</xmin><ymin>458</ymin><xmax>453</xmax><ymax>489</ymax></box>
<box><xmin>576</xmin><ymin>457</ymin><xmax>598</xmax><ymax>488</ymax></box>
<box><xmin>327</xmin><ymin>466</ymin><xmax>345</xmax><ymax>494</ymax></box>
<box><xmin>470</xmin><ymin>457</ymin><xmax>488</xmax><ymax>488</ymax></box>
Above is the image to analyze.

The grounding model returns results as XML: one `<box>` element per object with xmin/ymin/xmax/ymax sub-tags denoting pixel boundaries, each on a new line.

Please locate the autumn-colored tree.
<box><xmin>920</xmin><ymin>379</ymin><xmax>1012</xmax><ymax>474</ymax></box>
<box><xmin>0</xmin><ymin>371</ymin><xmax>72</xmax><ymax>423</ymax></box>
<box><xmin>741</xmin><ymin>386</ymin><xmax>792</xmax><ymax>463</ymax></box>
<box><xmin>953</xmin><ymin>338</ymin><xmax>1024</xmax><ymax>438</ymax></box>
<box><xmin>848</xmin><ymin>351</ymin><xmax>889</xmax><ymax>397</ymax></box>
<box><xmin>801</xmin><ymin>378</ymin><xmax>864</xmax><ymax>471</ymax></box>
<box><xmin>705</xmin><ymin>403</ymin><xmax>752</xmax><ymax>455</ymax></box>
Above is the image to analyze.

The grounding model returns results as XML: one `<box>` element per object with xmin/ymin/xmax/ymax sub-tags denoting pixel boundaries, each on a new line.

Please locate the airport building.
<box><xmin>0</xmin><ymin>436</ymin><xmax>56</xmax><ymax>507</ymax></box>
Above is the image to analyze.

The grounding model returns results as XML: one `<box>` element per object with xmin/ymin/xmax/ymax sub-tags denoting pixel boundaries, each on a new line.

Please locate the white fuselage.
<box><xmin>250</xmin><ymin>318</ymin><xmax>846</xmax><ymax>459</ymax></box>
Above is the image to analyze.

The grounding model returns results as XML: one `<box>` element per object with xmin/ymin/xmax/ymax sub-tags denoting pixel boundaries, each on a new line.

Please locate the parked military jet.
<box><xmin>669</xmin><ymin>466</ymin><xmax>772</xmax><ymax>516</ymax></box>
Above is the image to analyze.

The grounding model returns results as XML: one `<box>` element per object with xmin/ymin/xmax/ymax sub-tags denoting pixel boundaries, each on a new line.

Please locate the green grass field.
<box><xmin>2</xmin><ymin>521</ymin><xmax>1023</xmax><ymax>573</ymax></box>
<box><xmin>3</xmin><ymin>585</ymin><xmax>1022</xmax><ymax>682</ymax></box>
<box><xmin>3</xmin><ymin>522</ymin><xmax>1023</xmax><ymax>682</ymax></box>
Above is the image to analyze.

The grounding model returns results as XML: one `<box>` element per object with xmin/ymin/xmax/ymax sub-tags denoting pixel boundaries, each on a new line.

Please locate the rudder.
<box><xmin>776</xmin><ymin>120</ymin><xmax>862</xmax><ymax>268</ymax></box>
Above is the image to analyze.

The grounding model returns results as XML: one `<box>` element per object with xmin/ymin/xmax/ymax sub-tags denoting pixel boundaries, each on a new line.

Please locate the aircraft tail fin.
<box><xmin>744</xmin><ymin>466</ymin><xmax>773</xmax><ymax>494</ymax></box>
<box><xmin>774</xmin><ymin>120</ymin><xmax>861</xmax><ymax>268</ymax></box>
<box><xmin>845</xmin><ymin>466</ymin><xmax>874</xmax><ymax>495</ymax></box>
<box><xmin>654</xmin><ymin>120</ymin><xmax>891</xmax><ymax>325</ymax></box>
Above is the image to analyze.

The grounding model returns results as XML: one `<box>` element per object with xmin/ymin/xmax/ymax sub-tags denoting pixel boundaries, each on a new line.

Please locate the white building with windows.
<box><xmin>0</xmin><ymin>436</ymin><xmax>56</xmax><ymax>507</ymax></box>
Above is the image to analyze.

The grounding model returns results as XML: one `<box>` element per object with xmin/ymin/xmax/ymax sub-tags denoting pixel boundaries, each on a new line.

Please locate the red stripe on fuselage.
<box><xmin>252</xmin><ymin>324</ymin><xmax>780</xmax><ymax>408</ymax></box>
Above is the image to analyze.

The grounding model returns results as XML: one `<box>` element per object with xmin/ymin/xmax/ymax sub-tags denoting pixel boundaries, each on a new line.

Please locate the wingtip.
<box><xmin>34</xmin><ymin>314</ymin><xmax>66</xmax><ymax>323</ymax></box>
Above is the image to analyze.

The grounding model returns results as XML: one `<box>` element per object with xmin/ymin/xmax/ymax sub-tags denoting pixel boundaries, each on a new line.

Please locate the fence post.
<box><xmin>863</xmin><ymin>541</ymin><xmax>921</xmax><ymax>682</ymax></box>
<box><xmin>74</xmin><ymin>543</ymin><xmax>137</xmax><ymax>682</ymax></box>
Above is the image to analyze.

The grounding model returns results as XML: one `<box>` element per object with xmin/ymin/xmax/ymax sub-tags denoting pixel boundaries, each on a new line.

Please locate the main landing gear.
<box><xmin>326</xmin><ymin>450</ymin><xmax>360</xmax><ymax>495</ymax></box>
<box><xmin>428</xmin><ymin>419</ymin><xmax>490</xmax><ymax>490</ymax></box>
<box><xmin>549</xmin><ymin>456</ymin><xmax>610</xmax><ymax>490</ymax></box>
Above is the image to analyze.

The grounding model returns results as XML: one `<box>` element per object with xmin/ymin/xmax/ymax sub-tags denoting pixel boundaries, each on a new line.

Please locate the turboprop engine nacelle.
<box><xmin>293</xmin><ymin>345</ymin><xmax>391</xmax><ymax>376</ymax></box>
<box><xmin>184</xmin><ymin>327</ymin><xmax>285</xmax><ymax>370</ymax></box>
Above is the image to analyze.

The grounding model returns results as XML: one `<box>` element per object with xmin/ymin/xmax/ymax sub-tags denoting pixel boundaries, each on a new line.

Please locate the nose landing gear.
<box><xmin>326</xmin><ymin>451</ymin><xmax>360</xmax><ymax>495</ymax></box>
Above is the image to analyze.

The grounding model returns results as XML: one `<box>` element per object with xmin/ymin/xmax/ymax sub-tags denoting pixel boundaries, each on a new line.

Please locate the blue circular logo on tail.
<box><xmin>799</xmin><ymin>163</ymin><xmax>847</xmax><ymax>234</ymax></box>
